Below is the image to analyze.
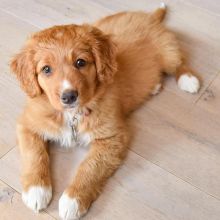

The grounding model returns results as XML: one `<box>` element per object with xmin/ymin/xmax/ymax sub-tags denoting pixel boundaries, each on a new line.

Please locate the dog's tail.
<box><xmin>151</xmin><ymin>2</ymin><xmax>167</xmax><ymax>23</ymax></box>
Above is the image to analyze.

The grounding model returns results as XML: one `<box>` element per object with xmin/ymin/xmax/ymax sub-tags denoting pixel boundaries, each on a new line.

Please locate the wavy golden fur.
<box><xmin>10</xmin><ymin>5</ymin><xmax>200</xmax><ymax>219</ymax></box>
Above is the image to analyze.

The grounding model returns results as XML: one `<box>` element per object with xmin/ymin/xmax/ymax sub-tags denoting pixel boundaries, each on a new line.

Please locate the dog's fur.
<box><xmin>10</xmin><ymin>5</ymin><xmax>200</xmax><ymax>219</ymax></box>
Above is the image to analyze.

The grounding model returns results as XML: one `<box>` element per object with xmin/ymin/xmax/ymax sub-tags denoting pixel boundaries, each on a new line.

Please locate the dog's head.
<box><xmin>10</xmin><ymin>24</ymin><xmax>117</xmax><ymax>111</ymax></box>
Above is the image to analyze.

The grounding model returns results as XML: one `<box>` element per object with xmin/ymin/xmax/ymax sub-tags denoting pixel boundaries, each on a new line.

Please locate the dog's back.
<box><xmin>95</xmin><ymin>6</ymin><xmax>188</xmax><ymax>114</ymax></box>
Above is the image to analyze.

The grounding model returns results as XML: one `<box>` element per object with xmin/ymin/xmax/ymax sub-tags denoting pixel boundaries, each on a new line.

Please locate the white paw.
<box><xmin>22</xmin><ymin>186</ymin><xmax>52</xmax><ymax>212</ymax></box>
<box><xmin>178</xmin><ymin>74</ymin><xmax>200</xmax><ymax>93</ymax></box>
<box><xmin>59</xmin><ymin>193</ymin><xmax>83</xmax><ymax>220</ymax></box>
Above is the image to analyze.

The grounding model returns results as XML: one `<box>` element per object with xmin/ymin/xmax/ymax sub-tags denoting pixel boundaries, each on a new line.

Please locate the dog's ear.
<box><xmin>89</xmin><ymin>27</ymin><xmax>117</xmax><ymax>83</ymax></box>
<box><xmin>10</xmin><ymin>47</ymin><xmax>41</xmax><ymax>98</ymax></box>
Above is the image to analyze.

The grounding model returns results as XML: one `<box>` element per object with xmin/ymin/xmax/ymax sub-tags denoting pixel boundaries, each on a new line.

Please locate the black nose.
<box><xmin>61</xmin><ymin>90</ymin><xmax>78</xmax><ymax>105</ymax></box>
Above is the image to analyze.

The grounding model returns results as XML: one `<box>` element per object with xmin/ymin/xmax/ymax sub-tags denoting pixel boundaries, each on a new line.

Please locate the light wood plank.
<box><xmin>182</xmin><ymin>0</ymin><xmax>220</xmax><ymax>16</ymax></box>
<box><xmin>0</xmin><ymin>10</ymin><xmax>37</xmax><ymax>157</ymax></box>
<box><xmin>114</xmin><ymin>152</ymin><xmax>220</xmax><ymax>220</ymax></box>
<box><xmin>0</xmin><ymin>140</ymin><xmax>11</xmax><ymax>159</ymax></box>
<box><xmin>129</xmin><ymin>90</ymin><xmax>220</xmax><ymax>199</ymax></box>
<box><xmin>0</xmin><ymin>0</ymin><xmax>113</xmax><ymax>28</ymax></box>
<box><xmin>197</xmin><ymin>73</ymin><xmax>220</xmax><ymax>116</ymax></box>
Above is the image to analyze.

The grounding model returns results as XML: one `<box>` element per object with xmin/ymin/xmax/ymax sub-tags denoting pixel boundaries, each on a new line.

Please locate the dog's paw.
<box><xmin>59</xmin><ymin>193</ymin><xmax>87</xmax><ymax>220</ymax></box>
<box><xmin>178</xmin><ymin>74</ymin><xmax>200</xmax><ymax>93</ymax></box>
<box><xmin>22</xmin><ymin>186</ymin><xmax>52</xmax><ymax>212</ymax></box>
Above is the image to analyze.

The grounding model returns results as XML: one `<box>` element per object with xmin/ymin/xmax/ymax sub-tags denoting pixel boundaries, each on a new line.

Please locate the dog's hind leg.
<box><xmin>163</xmin><ymin>55</ymin><xmax>201</xmax><ymax>94</ymax></box>
<box><xmin>163</xmin><ymin>56</ymin><xmax>201</xmax><ymax>94</ymax></box>
<box><xmin>175</xmin><ymin>64</ymin><xmax>201</xmax><ymax>93</ymax></box>
<box><xmin>156</xmin><ymin>28</ymin><xmax>201</xmax><ymax>93</ymax></box>
<box><xmin>159</xmin><ymin>38</ymin><xmax>201</xmax><ymax>94</ymax></box>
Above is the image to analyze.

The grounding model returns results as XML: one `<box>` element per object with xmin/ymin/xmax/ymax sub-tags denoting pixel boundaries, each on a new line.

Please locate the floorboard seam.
<box><xmin>194</xmin><ymin>71</ymin><xmax>220</xmax><ymax>105</ymax></box>
<box><xmin>0</xmin><ymin>145</ymin><xmax>16</xmax><ymax>159</ymax></box>
<box><xmin>179</xmin><ymin>0</ymin><xmax>220</xmax><ymax>17</ymax></box>
<box><xmin>129</xmin><ymin>148</ymin><xmax>220</xmax><ymax>202</ymax></box>
<box><xmin>0</xmin><ymin>7</ymin><xmax>41</xmax><ymax>29</ymax></box>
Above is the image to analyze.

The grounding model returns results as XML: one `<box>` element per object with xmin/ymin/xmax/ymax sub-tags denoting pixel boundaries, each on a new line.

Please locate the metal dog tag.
<box><xmin>71</xmin><ymin>115</ymin><xmax>79</xmax><ymax>143</ymax></box>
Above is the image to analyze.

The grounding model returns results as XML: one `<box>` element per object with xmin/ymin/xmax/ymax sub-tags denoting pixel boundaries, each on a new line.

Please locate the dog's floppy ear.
<box><xmin>10</xmin><ymin>47</ymin><xmax>41</xmax><ymax>98</ymax></box>
<box><xmin>89</xmin><ymin>27</ymin><xmax>117</xmax><ymax>83</ymax></box>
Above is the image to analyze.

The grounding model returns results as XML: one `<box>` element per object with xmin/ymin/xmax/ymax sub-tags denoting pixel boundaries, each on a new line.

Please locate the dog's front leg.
<box><xmin>59</xmin><ymin>133</ymin><xmax>128</xmax><ymax>219</ymax></box>
<box><xmin>17</xmin><ymin>124</ymin><xmax>52</xmax><ymax>212</ymax></box>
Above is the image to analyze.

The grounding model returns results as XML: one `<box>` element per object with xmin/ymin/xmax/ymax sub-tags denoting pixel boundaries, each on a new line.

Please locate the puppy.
<box><xmin>10</xmin><ymin>4</ymin><xmax>200</xmax><ymax>220</ymax></box>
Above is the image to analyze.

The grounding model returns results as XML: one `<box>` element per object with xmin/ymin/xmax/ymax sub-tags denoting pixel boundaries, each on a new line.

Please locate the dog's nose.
<box><xmin>61</xmin><ymin>90</ymin><xmax>78</xmax><ymax>105</ymax></box>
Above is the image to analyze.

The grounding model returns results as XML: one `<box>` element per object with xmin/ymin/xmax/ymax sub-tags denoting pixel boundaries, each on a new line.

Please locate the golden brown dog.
<box><xmin>10</xmin><ymin>3</ymin><xmax>200</xmax><ymax>219</ymax></box>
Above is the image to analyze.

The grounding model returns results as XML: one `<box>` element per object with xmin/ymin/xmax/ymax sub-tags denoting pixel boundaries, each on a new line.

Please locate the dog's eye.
<box><xmin>75</xmin><ymin>59</ymin><xmax>86</xmax><ymax>69</ymax></box>
<box><xmin>42</xmin><ymin>65</ymin><xmax>52</xmax><ymax>75</ymax></box>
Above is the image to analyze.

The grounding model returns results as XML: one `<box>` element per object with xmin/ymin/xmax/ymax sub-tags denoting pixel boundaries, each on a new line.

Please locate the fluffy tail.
<box><xmin>151</xmin><ymin>2</ymin><xmax>167</xmax><ymax>23</ymax></box>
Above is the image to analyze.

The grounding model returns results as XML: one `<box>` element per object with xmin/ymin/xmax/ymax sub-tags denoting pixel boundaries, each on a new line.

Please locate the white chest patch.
<box><xmin>59</xmin><ymin>125</ymin><xmax>75</xmax><ymax>148</ymax></box>
<box><xmin>41</xmin><ymin>111</ymin><xmax>92</xmax><ymax>148</ymax></box>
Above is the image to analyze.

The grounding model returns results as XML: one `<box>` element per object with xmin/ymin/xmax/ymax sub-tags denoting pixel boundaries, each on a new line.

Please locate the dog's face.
<box><xmin>10</xmin><ymin>25</ymin><xmax>117</xmax><ymax>111</ymax></box>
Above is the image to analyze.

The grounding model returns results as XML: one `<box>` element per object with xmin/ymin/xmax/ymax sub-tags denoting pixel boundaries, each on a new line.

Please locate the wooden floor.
<box><xmin>0</xmin><ymin>0</ymin><xmax>220</xmax><ymax>219</ymax></box>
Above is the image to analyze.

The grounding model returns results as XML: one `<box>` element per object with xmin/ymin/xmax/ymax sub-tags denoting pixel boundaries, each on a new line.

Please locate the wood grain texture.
<box><xmin>0</xmin><ymin>0</ymin><xmax>220</xmax><ymax>219</ymax></box>
<box><xmin>0</xmin><ymin>10</ymin><xmax>36</xmax><ymax>157</ymax></box>
<box><xmin>130</xmin><ymin>90</ymin><xmax>220</xmax><ymax>199</ymax></box>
